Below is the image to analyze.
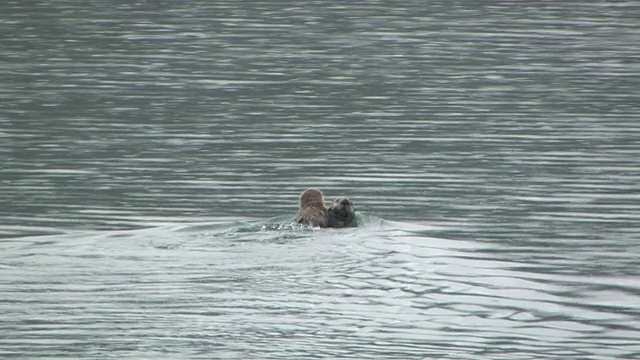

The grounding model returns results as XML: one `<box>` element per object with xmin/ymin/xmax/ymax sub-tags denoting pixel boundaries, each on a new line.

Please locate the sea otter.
<box><xmin>296</xmin><ymin>189</ymin><xmax>357</xmax><ymax>228</ymax></box>
<box><xmin>296</xmin><ymin>188</ymin><xmax>330</xmax><ymax>227</ymax></box>
<box><xmin>327</xmin><ymin>197</ymin><xmax>357</xmax><ymax>228</ymax></box>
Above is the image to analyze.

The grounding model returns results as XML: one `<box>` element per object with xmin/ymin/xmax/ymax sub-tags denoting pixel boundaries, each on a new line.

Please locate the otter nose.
<box><xmin>340</xmin><ymin>198</ymin><xmax>351</xmax><ymax>206</ymax></box>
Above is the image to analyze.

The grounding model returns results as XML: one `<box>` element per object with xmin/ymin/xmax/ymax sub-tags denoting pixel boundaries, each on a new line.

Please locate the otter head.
<box><xmin>299</xmin><ymin>188</ymin><xmax>325</xmax><ymax>208</ymax></box>
<box><xmin>327</xmin><ymin>197</ymin><xmax>356</xmax><ymax>227</ymax></box>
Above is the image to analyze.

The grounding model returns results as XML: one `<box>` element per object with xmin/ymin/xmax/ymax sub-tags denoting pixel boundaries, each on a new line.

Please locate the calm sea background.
<box><xmin>1</xmin><ymin>1</ymin><xmax>639</xmax><ymax>359</ymax></box>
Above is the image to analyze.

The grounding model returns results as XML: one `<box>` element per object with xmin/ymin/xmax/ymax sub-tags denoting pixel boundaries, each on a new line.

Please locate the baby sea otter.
<box><xmin>296</xmin><ymin>188</ymin><xmax>330</xmax><ymax>227</ymax></box>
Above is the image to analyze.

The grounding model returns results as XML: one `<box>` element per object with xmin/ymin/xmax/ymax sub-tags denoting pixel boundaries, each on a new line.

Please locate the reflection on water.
<box><xmin>1</xmin><ymin>0</ymin><xmax>639</xmax><ymax>358</ymax></box>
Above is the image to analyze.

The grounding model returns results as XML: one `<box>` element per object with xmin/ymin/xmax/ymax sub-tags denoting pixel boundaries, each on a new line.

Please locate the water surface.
<box><xmin>1</xmin><ymin>1</ymin><xmax>639</xmax><ymax>359</ymax></box>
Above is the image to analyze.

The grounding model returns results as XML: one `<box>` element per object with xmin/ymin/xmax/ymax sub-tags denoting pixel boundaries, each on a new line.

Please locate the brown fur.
<box><xmin>296</xmin><ymin>188</ymin><xmax>329</xmax><ymax>227</ymax></box>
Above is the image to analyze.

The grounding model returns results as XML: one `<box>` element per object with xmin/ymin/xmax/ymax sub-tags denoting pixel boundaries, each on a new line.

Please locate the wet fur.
<box><xmin>296</xmin><ymin>189</ymin><xmax>330</xmax><ymax>227</ymax></box>
<box><xmin>327</xmin><ymin>197</ymin><xmax>357</xmax><ymax>228</ymax></box>
<box><xmin>296</xmin><ymin>189</ymin><xmax>357</xmax><ymax>228</ymax></box>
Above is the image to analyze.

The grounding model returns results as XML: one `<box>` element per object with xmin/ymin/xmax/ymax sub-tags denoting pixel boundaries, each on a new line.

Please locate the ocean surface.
<box><xmin>1</xmin><ymin>1</ymin><xmax>639</xmax><ymax>359</ymax></box>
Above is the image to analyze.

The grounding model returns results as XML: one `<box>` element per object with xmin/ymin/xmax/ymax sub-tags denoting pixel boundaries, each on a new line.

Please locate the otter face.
<box><xmin>327</xmin><ymin>197</ymin><xmax>356</xmax><ymax>228</ymax></box>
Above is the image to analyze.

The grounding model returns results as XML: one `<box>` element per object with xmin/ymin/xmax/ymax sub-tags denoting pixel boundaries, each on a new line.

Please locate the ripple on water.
<box><xmin>1</xmin><ymin>217</ymin><xmax>638</xmax><ymax>359</ymax></box>
<box><xmin>1</xmin><ymin>0</ymin><xmax>639</xmax><ymax>358</ymax></box>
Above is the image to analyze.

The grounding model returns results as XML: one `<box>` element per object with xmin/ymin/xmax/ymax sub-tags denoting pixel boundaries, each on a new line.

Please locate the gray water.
<box><xmin>1</xmin><ymin>1</ymin><xmax>639</xmax><ymax>359</ymax></box>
